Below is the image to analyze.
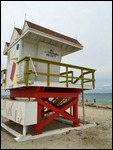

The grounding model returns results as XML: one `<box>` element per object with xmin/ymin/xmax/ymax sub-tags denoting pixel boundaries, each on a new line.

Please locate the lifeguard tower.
<box><xmin>1</xmin><ymin>20</ymin><xmax>96</xmax><ymax>141</ymax></box>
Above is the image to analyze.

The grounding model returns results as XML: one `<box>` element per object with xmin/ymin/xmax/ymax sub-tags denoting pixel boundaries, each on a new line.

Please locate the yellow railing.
<box><xmin>1</xmin><ymin>69</ymin><xmax>7</xmax><ymax>85</ymax></box>
<box><xmin>17</xmin><ymin>56</ymin><xmax>96</xmax><ymax>88</ymax></box>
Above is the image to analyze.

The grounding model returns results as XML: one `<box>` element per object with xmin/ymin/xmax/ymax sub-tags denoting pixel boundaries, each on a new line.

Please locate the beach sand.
<box><xmin>1</xmin><ymin>104</ymin><xmax>112</xmax><ymax>149</ymax></box>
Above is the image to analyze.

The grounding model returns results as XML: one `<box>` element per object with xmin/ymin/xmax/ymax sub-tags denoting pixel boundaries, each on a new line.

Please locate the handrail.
<box><xmin>17</xmin><ymin>56</ymin><xmax>96</xmax><ymax>88</ymax></box>
<box><xmin>60</xmin><ymin>71</ymin><xmax>73</xmax><ymax>83</ymax></box>
<box><xmin>17</xmin><ymin>57</ymin><xmax>96</xmax><ymax>71</ymax></box>
<box><xmin>1</xmin><ymin>69</ymin><xmax>7</xmax><ymax>84</ymax></box>
<box><xmin>1</xmin><ymin>69</ymin><xmax>7</xmax><ymax>73</ymax></box>
<box><xmin>73</xmin><ymin>70</ymin><xmax>92</xmax><ymax>84</ymax></box>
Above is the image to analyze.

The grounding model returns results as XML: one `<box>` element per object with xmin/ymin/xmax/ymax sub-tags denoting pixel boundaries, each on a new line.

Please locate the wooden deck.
<box><xmin>3</xmin><ymin>80</ymin><xmax>93</xmax><ymax>90</ymax></box>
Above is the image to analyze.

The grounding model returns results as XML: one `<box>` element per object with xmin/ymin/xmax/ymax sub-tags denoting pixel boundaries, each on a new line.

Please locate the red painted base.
<box><xmin>10</xmin><ymin>87</ymin><xmax>80</xmax><ymax>135</ymax></box>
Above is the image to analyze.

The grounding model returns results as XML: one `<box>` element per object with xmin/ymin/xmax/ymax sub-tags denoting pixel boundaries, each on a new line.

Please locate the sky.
<box><xmin>1</xmin><ymin>1</ymin><xmax>112</xmax><ymax>93</ymax></box>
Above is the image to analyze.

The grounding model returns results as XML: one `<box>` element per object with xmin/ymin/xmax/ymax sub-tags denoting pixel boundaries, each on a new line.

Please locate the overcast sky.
<box><xmin>1</xmin><ymin>1</ymin><xmax>112</xmax><ymax>93</ymax></box>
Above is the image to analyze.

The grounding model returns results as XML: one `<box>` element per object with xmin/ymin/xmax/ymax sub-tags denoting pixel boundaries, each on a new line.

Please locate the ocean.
<box><xmin>79</xmin><ymin>93</ymin><xmax>112</xmax><ymax>104</ymax></box>
<box><xmin>1</xmin><ymin>90</ymin><xmax>112</xmax><ymax>105</ymax></box>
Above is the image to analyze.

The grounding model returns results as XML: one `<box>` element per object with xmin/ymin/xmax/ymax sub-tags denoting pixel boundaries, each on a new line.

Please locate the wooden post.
<box><xmin>25</xmin><ymin>59</ymin><xmax>29</xmax><ymax>85</ymax></box>
<box><xmin>47</xmin><ymin>63</ymin><xmax>50</xmax><ymax>86</ymax></box>
<box><xmin>66</xmin><ymin>66</ymin><xmax>68</xmax><ymax>87</ymax></box>
<box><xmin>23</xmin><ymin>126</ymin><xmax>28</xmax><ymax>136</ymax></box>
<box><xmin>73</xmin><ymin>97</ymin><xmax>79</xmax><ymax>127</ymax></box>
<box><xmin>82</xmin><ymin>90</ymin><xmax>85</xmax><ymax>123</ymax></box>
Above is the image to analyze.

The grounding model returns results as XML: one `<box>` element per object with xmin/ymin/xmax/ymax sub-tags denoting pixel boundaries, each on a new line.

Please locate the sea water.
<box><xmin>79</xmin><ymin>93</ymin><xmax>112</xmax><ymax>104</ymax></box>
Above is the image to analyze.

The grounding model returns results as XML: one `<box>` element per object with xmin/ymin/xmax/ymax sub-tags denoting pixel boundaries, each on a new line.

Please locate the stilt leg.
<box><xmin>23</xmin><ymin>126</ymin><xmax>28</xmax><ymax>136</ymax></box>
<box><xmin>73</xmin><ymin>97</ymin><xmax>79</xmax><ymax>127</ymax></box>
<box><xmin>33</xmin><ymin>101</ymin><xmax>43</xmax><ymax>135</ymax></box>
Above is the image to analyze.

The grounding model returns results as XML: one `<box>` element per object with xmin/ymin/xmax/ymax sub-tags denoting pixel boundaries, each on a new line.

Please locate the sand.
<box><xmin>1</xmin><ymin>104</ymin><xmax>112</xmax><ymax>149</ymax></box>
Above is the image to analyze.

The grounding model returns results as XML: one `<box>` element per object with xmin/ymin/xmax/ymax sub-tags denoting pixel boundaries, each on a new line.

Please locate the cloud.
<box><xmin>98</xmin><ymin>84</ymin><xmax>112</xmax><ymax>89</ymax></box>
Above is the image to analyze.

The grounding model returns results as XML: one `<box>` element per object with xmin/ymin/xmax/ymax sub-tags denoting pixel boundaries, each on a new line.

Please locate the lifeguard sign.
<box><xmin>1</xmin><ymin>20</ymin><xmax>96</xmax><ymax>141</ymax></box>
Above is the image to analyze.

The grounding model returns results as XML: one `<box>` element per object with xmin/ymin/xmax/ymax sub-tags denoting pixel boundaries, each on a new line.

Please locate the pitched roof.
<box><xmin>15</xmin><ymin>27</ymin><xmax>22</xmax><ymax>35</ymax></box>
<box><xmin>26</xmin><ymin>20</ymin><xmax>82</xmax><ymax>46</ymax></box>
<box><xmin>6</xmin><ymin>42</ymin><xmax>10</xmax><ymax>47</ymax></box>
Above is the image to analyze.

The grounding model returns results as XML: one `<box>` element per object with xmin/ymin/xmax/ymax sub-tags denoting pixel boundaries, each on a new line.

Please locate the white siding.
<box><xmin>17</xmin><ymin>41</ymin><xmax>62</xmax><ymax>83</ymax></box>
<box><xmin>1</xmin><ymin>99</ymin><xmax>37</xmax><ymax>125</ymax></box>
<box><xmin>36</xmin><ymin>42</ymin><xmax>61</xmax><ymax>82</ymax></box>
<box><xmin>5</xmin><ymin>41</ymin><xmax>21</xmax><ymax>88</ymax></box>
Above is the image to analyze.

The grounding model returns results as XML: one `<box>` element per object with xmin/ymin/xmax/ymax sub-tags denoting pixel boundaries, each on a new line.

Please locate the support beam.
<box><xmin>33</xmin><ymin>96</ymin><xmax>79</xmax><ymax>135</ymax></box>
<box><xmin>82</xmin><ymin>90</ymin><xmax>85</xmax><ymax>123</ymax></box>
<box><xmin>23</xmin><ymin>126</ymin><xmax>28</xmax><ymax>136</ymax></box>
<box><xmin>73</xmin><ymin>97</ymin><xmax>79</xmax><ymax>127</ymax></box>
<box><xmin>9</xmin><ymin>87</ymin><xmax>80</xmax><ymax>136</ymax></box>
<box><xmin>10</xmin><ymin>87</ymin><xmax>78</xmax><ymax>98</ymax></box>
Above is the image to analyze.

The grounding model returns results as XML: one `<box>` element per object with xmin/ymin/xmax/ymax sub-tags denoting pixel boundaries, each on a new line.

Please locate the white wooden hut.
<box><xmin>1</xmin><ymin>20</ymin><xmax>96</xmax><ymax>141</ymax></box>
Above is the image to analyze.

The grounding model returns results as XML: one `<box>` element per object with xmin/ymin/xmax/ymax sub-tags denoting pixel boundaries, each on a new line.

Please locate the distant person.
<box><xmin>85</xmin><ymin>99</ymin><xmax>88</xmax><ymax>102</ymax></box>
<box><xmin>94</xmin><ymin>98</ymin><xmax>96</xmax><ymax>103</ymax></box>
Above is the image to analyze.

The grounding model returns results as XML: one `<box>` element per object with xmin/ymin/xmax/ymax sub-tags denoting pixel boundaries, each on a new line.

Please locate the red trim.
<box><xmin>10</xmin><ymin>87</ymin><xmax>78</xmax><ymax>98</ymax></box>
<box><xmin>10</xmin><ymin>62</ymin><xmax>16</xmax><ymax>81</ymax></box>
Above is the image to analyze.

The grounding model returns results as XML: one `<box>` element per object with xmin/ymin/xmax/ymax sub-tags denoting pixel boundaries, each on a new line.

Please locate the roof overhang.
<box><xmin>3</xmin><ymin>23</ymin><xmax>83</xmax><ymax>56</ymax></box>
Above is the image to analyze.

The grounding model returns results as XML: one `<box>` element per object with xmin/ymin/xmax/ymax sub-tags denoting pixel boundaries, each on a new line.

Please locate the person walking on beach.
<box><xmin>94</xmin><ymin>98</ymin><xmax>96</xmax><ymax>103</ymax></box>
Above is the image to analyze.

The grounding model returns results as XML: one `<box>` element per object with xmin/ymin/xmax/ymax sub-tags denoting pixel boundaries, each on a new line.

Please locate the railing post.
<box><xmin>71</xmin><ymin>71</ymin><xmax>74</xmax><ymax>83</ymax></box>
<box><xmin>25</xmin><ymin>58</ymin><xmax>29</xmax><ymax>86</ymax></box>
<box><xmin>47</xmin><ymin>63</ymin><xmax>50</xmax><ymax>86</ymax></box>
<box><xmin>66</xmin><ymin>66</ymin><xmax>68</xmax><ymax>87</ymax></box>
<box><xmin>81</xmin><ymin>69</ymin><xmax>84</xmax><ymax>89</ymax></box>
<box><xmin>92</xmin><ymin>71</ymin><xmax>95</xmax><ymax>89</ymax></box>
<box><xmin>3</xmin><ymin>69</ymin><xmax>7</xmax><ymax>85</ymax></box>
